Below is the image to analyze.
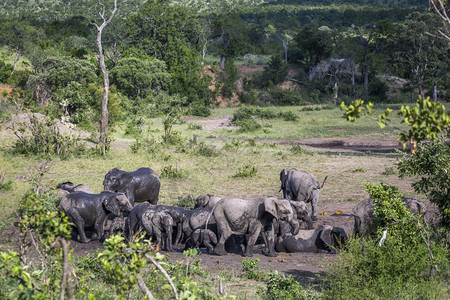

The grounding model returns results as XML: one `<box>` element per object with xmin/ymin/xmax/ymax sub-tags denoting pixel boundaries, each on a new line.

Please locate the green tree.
<box><xmin>110</xmin><ymin>56</ymin><xmax>171</xmax><ymax>99</ymax></box>
<box><xmin>387</xmin><ymin>12</ymin><xmax>449</xmax><ymax>98</ymax></box>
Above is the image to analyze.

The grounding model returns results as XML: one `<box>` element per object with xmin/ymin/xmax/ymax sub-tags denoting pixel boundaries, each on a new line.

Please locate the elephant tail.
<box><xmin>319</xmin><ymin>176</ymin><xmax>328</xmax><ymax>189</ymax></box>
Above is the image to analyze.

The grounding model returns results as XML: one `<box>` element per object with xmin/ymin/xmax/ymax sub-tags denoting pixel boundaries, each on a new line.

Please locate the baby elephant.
<box><xmin>275</xmin><ymin>225</ymin><xmax>347</xmax><ymax>253</ymax></box>
<box><xmin>141</xmin><ymin>210</ymin><xmax>174</xmax><ymax>251</ymax></box>
<box><xmin>191</xmin><ymin>228</ymin><xmax>218</xmax><ymax>254</ymax></box>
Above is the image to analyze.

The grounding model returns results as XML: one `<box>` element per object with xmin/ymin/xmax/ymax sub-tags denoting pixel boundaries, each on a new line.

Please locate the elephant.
<box><xmin>103</xmin><ymin>167</ymin><xmax>161</xmax><ymax>206</ymax></box>
<box><xmin>213</xmin><ymin>196</ymin><xmax>300</xmax><ymax>257</ymax></box>
<box><xmin>280</xmin><ymin>168</ymin><xmax>328</xmax><ymax>221</ymax></box>
<box><xmin>125</xmin><ymin>204</ymin><xmax>186</xmax><ymax>244</ymax></box>
<box><xmin>181</xmin><ymin>207</ymin><xmax>217</xmax><ymax>247</ymax></box>
<box><xmin>59</xmin><ymin>191</ymin><xmax>133</xmax><ymax>243</ymax></box>
<box><xmin>194</xmin><ymin>194</ymin><xmax>223</xmax><ymax>209</ymax></box>
<box><xmin>56</xmin><ymin>181</ymin><xmax>94</xmax><ymax>197</ymax></box>
<box><xmin>352</xmin><ymin>197</ymin><xmax>426</xmax><ymax>237</ymax></box>
<box><xmin>141</xmin><ymin>210</ymin><xmax>174</xmax><ymax>251</ymax></box>
<box><xmin>106</xmin><ymin>216</ymin><xmax>126</xmax><ymax>239</ymax></box>
<box><xmin>275</xmin><ymin>225</ymin><xmax>348</xmax><ymax>253</ymax></box>
<box><xmin>191</xmin><ymin>228</ymin><xmax>218</xmax><ymax>254</ymax></box>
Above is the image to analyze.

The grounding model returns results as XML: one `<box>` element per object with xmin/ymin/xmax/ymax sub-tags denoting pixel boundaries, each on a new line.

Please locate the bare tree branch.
<box><xmin>145</xmin><ymin>254</ymin><xmax>179</xmax><ymax>300</ymax></box>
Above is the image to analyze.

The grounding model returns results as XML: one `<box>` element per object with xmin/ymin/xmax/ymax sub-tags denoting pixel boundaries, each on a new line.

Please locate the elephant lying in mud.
<box><xmin>213</xmin><ymin>196</ymin><xmax>300</xmax><ymax>257</ymax></box>
<box><xmin>275</xmin><ymin>225</ymin><xmax>348</xmax><ymax>253</ymax></box>
<box><xmin>103</xmin><ymin>167</ymin><xmax>161</xmax><ymax>205</ymax></box>
<box><xmin>352</xmin><ymin>197</ymin><xmax>426</xmax><ymax>237</ymax></box>
<box><xmin>280</xmin><ymin>168</ymin><xmax>327</xmax><ymax>221</ymax></box>
<box><xmin>59</xmin><ymin>191</ymin><xmax>133</xmax><ymax>243</ymax></box>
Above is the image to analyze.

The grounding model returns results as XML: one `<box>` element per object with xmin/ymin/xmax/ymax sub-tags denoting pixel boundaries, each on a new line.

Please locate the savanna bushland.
<box><xmin>0</xmin><ymin>0</ymin><xmax>449</xmax><ymax>299</ymax></box>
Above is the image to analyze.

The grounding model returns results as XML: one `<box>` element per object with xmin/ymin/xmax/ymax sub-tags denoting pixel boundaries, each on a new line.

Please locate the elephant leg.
<box><xmin>165</xmin><ymin>227</ymin><xmax>173</xmax><ymax>252</ymax></box>
<box><xmin>243</xmin><ymin>222</ymin><xmax>262</xmax><ymax>257</ymax></box>
<box><xmin>175</xmin><ymin>223</ymin><xmax>183</xmax><ymax>246</ymax></box>
<box><xmin>204</xmin><ymin>239</ymin><xmax>214</xmax><ymax>254</ymax></box>
<box><xmin>261</xmin><ymin>228</ymin><xmax>277</xmax><ymax>257</ymax></box>
<box><xmin>311</xmin><ymin>198</ymin><xmax>318</xmax><ymax>221</ymax></box>
<box><xmin>215</xmin><ymin>230</ymin><xmax>231</xmax><ymax>256</ymax></box>
<box><xmin>192</xmin><ymin>230</ymin><xmax>201</xmax><ymax>248</ymax></box>
<box><xmin>69</xmin><ymin>208</ymin><xmax>90</xmax><ymax>243</ymax></box>
<box><xmin>94</xmin><ymin>217</ymin><xmax>106</xmax><ymax>241</ymax></box>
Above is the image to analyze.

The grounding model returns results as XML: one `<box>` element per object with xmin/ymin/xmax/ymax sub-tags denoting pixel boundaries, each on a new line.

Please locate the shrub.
<box><xmin>324</xmin><ymin>183</ymin><xmax>449</xmax><ymax>299</ymax></box>
<box><xmin>260</xmin><ymin>86</ymin><xmax>303</xmax><ymax>106</ymax></box>
<box><xmin>233</xmin><ymin>164</ymin><xmax>258</xmax><ymax>178</ymax></box>
<box><xmin>280</xmin><ymin>111</ymin><xmax>298</xmax><ymax>121</ymax></box>
<box><xmin>0</xmin><ymin>174</ymin><xmax>13</xmax><ymax>191</ymax></box>
<box><xmin>262</xmin><ymin>271</ymin><xmax>304</xmax><ymax>300</ymax></box>
<box><xmin>10</xmin><ymin>114</ymin><xmax>86</xmax><ymax>159</ymax></box>
<box><xmin>191</xmin><ymin>141</ymin><xmax>219</xmax><ymax>157</ymax></box>
<box><xmin>290</xmin><ymin>144</ymin><xmax>306</xmax><ymax>156</ymax></box>
<box><xmin>187</xmin><ymin>123</ymin><xmax>202</xmax><ymax>130</ymax></box>
<box><xmin>160</xmin><ymin>165</ymin><xmax>186</xmax><ymax>179</ymax></box>
<box><xmin>381</xmin><ymin>166</ymin><xmax>396</xmax><ymax>175</ymax></box>
<box><xmin>235</xmin><ymin>119</ymin><xmax>262</xmax><ymax>132</ymax></box>
<box><xmin>130</xmin><ymin>136</ymin><xmax>162</xmax><ymax>156</ymax></box>
<box><xmin>242</xmin><ymin>258</ymin><xmax>266</xmax><ymax>281</ymax></box>
<box><xmin>352</xmin><ymin>167</ymin><xmax>366</xmax><ymax>173</ymax></box>
<box><xmin>397</xmin><ymin>140</ymin><xmax>450</xmax><ymax>227</ymax></box>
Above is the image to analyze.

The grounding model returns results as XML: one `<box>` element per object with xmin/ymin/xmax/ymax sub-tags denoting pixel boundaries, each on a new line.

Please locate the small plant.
<box><xmin>192</xmin><ymin>141</ymin><xmax>220</xmax><ymax>157</ymax></box>
<box><xmin>235</xmin><ymin>119</ymin><xmax>262</xmax><ymax>132</ymax></box>
<box><xmin>176</xmin><ymin>194</ymin><xmax>196</xmax><ymax>209</ymax></box>
<box><xmin>262</xmin><ymin>271</ymin><xmax>304</xmax><ymax>300</ymax></box>
<box><xmin>280</xmin><ymin>111</ymin><xmax>298</xmax><ymax>121</ymax></box>
<box><xmin>223</xmin><ymin>138</ymin><xmax>244</xmax><ymax>151</ymax></box>
<box><xmin>160</xmin><ymin>165</ymin><xmax>186</xmax><ymax>179</ymax></box>
<box><xmin>242</xmin><ymin>258</ymin><xmax>266</xmax><ymax>280</ymax></box>
<box><xmin>290</xmin><ymin>143</ymin><xmax>306</xmax><ymax>156</ymax></box>
<box><xmin>233</xmin><ymin>164</ymin><xmax>258</xmax><ymax>178</ymax></box>
<box><xmin>381</xmin><ymin>166</ymin><xmax>396</xmax><ymax>175</ymax></box>
<box><xmin>130</xmin><ymin>136</ymin><xmax>162</xmax><ymax>156</ymax></box>
<box><xmin>0</xmin><ymin>174</ymin><xmax>13</xmax><ymax>191</ymax></box>
<box><xmin>187</xmin><ymin>123</ymin><xmax>203</xmax><ymax>130</ymax></box>
<box><xmin>352</xmin><ymin>167</ymin><xmax>366</xmax><ymax>173</ymax></box>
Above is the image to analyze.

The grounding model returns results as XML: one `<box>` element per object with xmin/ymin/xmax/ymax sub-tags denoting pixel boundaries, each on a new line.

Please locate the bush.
<box><xmin>10</xmin><ymin>114</ymin><xmax>86</xmax><ymax>159</ymax></box>
<box><xmin>235</xmin><ymin>119</ymin><xmax>262</xmax><ymax>132</ymax></box>
<box><xmin>262</xmin><ymin>271</ymin><xmax>304</xmax><ymax>300</ymax></box>
<box><xmin>397</xmin><ymin>140</ymin><xmax>450</xmax><ymax>227</ymax></box>
<box><xmin>280</xmin><ymin>111</ymin><xmax>298</xmax><ymax>121</ymax></box>
<box><xmin>160</xmin><ymin>165</ymin><xmax>186</xmax><ymax>179</ymax></box>
<box><xmin>130</xmin><ymin>136</ymin><xmax>162</xmax><ymax>156</ymax></box>
<box><xmin>368</xmin><ymin>77</ymin><xmax>389</xmax><ymax>103</ymax></box>
<box><xmin>324</xmin><ymin>183</ymin><xmax>449</xmax><ymax>299</ymax></box>
<box><xmin>176</xmin><ymin>195</ymin><xmax>196</xmax><ymax>209</ymax></box>
<box><xmin>191</xmin><ymin>141</ymin><xmax>220</xmax><ymax>157</ymax></box>
<box><xmin>0</xmin><ymin>174</ymin><xmax>13</xmax><ymax>191</ymax></box>
<box><xmin>260</xmin><ymin>86</ymin><xmax>303</xmax><ymax>106</ymax></box>
<box><xmin>233</xmin><ymin>164</ymin><xmax>258</xmax><ymax>178</ymax></box>
<box><xmin>242</xmin><ymin>258</ymin><xmax>266</xmax><ymax>281</ymax></box>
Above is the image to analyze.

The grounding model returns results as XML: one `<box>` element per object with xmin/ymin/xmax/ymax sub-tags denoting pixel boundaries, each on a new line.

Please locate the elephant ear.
<box><xmin>319</xmin><ymin>225</ymin><xmax>334</xmax><ymax>248</ymax></box>
<box><xmin>264</xmin><ymin>197</ymin><xmax>279</xmax><ymax>219</ymax></box>
<box><xmin>104</xmin><ymin>195</ymin><xmax>121</xmax><ymax>216</ymax></box>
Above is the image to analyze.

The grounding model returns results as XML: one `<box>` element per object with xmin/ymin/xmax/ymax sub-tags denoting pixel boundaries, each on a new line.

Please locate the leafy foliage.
<box><xmin>263</xmin><ymin>271</ymin><xmax>304</xmax><ymax>300</ymax></box>
<box><xmin>324</xmin><ymin>183</ymin><xmax>449</xmax><ymax>299</ymax></box>
<box><xmin>397</xmin><ymin>140</ymin><xmax>450</xmax><ymax>227</ymax></box>
<box><xmin>232</xmin><ymin>164</ymin><xmax>258</xmax><ymax>178</ymax></box>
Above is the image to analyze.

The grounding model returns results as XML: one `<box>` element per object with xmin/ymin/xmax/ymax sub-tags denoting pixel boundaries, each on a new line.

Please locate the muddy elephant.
<box><xmin>141</xmin><ymin>210</ymin><xmax>174</xmax><ymax>251</ymax></box>
<box><xmin>194</xmin><ymin>194</ymin><xmax>223</xmax><ymax>209</ymax></box>
<box><xmin>181</xmin><ymin>207</ymin><xmax>217</xmax><ymax>247</ymax></box>
<box><xmin>103</xmin><ymin>167</ymin><xmax>160</xmax><ymax>205</ymax></box>
<box><xmin>191</xmin><ymin>228</ymin><xmax>218</xmax><ymax>254</ymax></box>
<box><xmin>280</xmin><ymin>168</ymin><xmax>327</xmax><ymax>221</ymax></box>
<box><xmin>125</xmin><ymin>204</ymin><xmax>186</xmax><ymax>244</ymax></box>
<box><xmin>275</xmin><ymin>225</ymin><xmax>348</xmax><ymax>253</ymax></box>
<box><xmin>56</xmin><ymin>181</ymin><xmax>94</xmax><ymax>197</ymax></box>
<box><xmin>214</xmin><ymin>196</ymin><xmax>300</xmax><ymax>257</ymax></box>
<box><xmin>59</xmin><ymin>191</ymin><xmax>133</xmax><ymax>243</ymax></box>
<box><xmin>352</xmin><ymin>197</ymin><xmax>426</xmax><ymax>237</ymax></box>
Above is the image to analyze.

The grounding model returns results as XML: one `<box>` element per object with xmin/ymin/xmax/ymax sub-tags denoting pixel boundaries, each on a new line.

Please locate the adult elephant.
<box><xmin>275</xmin><ymin>225</ymin><xmax>348</xmax><ymax>253</ymax></box>
<box><xmin>280</xmin><ymin>168</ymin><xmax>327</xmax><ymax>221</ymax></box>
<box><xmin>214</xmin><ymin>196</ymin><xmax>300</xmax><ymax>257</ymax></box>
<box><xmin>103</xmin><ymin>167</ymin><xmax>160</xmax><ymax>206</ymax></box>
<box><xmin>352</xmin><ymin>197</ymin><xmax>426</xmax><ymax>237</ymax></box>
<box><xmin>59</xmin><ymin>191</ymin><xmax>133</xmax><ymax>243</ymax></box>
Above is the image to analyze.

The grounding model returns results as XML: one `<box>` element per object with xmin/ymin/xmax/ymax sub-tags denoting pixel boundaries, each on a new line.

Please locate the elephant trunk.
<box><xmin>290</xmin><ymin>219</ymin><xmax>300</xmax><ymax>235</ymax></box>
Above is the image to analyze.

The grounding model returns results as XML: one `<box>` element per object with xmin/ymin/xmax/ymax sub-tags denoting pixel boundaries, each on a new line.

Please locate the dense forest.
<box><xmin>0</xmin><ymin>0</ymin><xmax>448</xmax><ymax>134</ymax></box>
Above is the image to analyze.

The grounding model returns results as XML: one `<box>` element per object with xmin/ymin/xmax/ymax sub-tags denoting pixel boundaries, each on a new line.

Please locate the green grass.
<box><xmin>0</xmin><ymin>105</ymin><xmax>419</xmax><ymax>236</ymax></box>
<box><xmin>0</xmin><ymin>46</ymin><xmax>31</xmax><ymax>72</ymax></box>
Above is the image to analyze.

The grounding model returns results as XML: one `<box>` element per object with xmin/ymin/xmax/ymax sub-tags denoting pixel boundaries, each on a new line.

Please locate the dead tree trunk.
<box><xmin>91</xmin><ymin>0</ymin><xmax>119</xmax><ymax>155</ymax></box>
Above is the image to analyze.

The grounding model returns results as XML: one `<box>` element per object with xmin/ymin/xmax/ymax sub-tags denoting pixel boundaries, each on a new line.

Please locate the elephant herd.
<box><xmin>56</xmin><ymin>166</ymin><xmax>426</xmax><ymax>257</ymax></box>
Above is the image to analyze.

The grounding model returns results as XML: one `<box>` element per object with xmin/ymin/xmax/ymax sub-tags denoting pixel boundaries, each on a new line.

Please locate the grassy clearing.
<box><xmin>0</xmin><ymin>105</ymin><xmax>418</xmax><ymax>231</ymax></box>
